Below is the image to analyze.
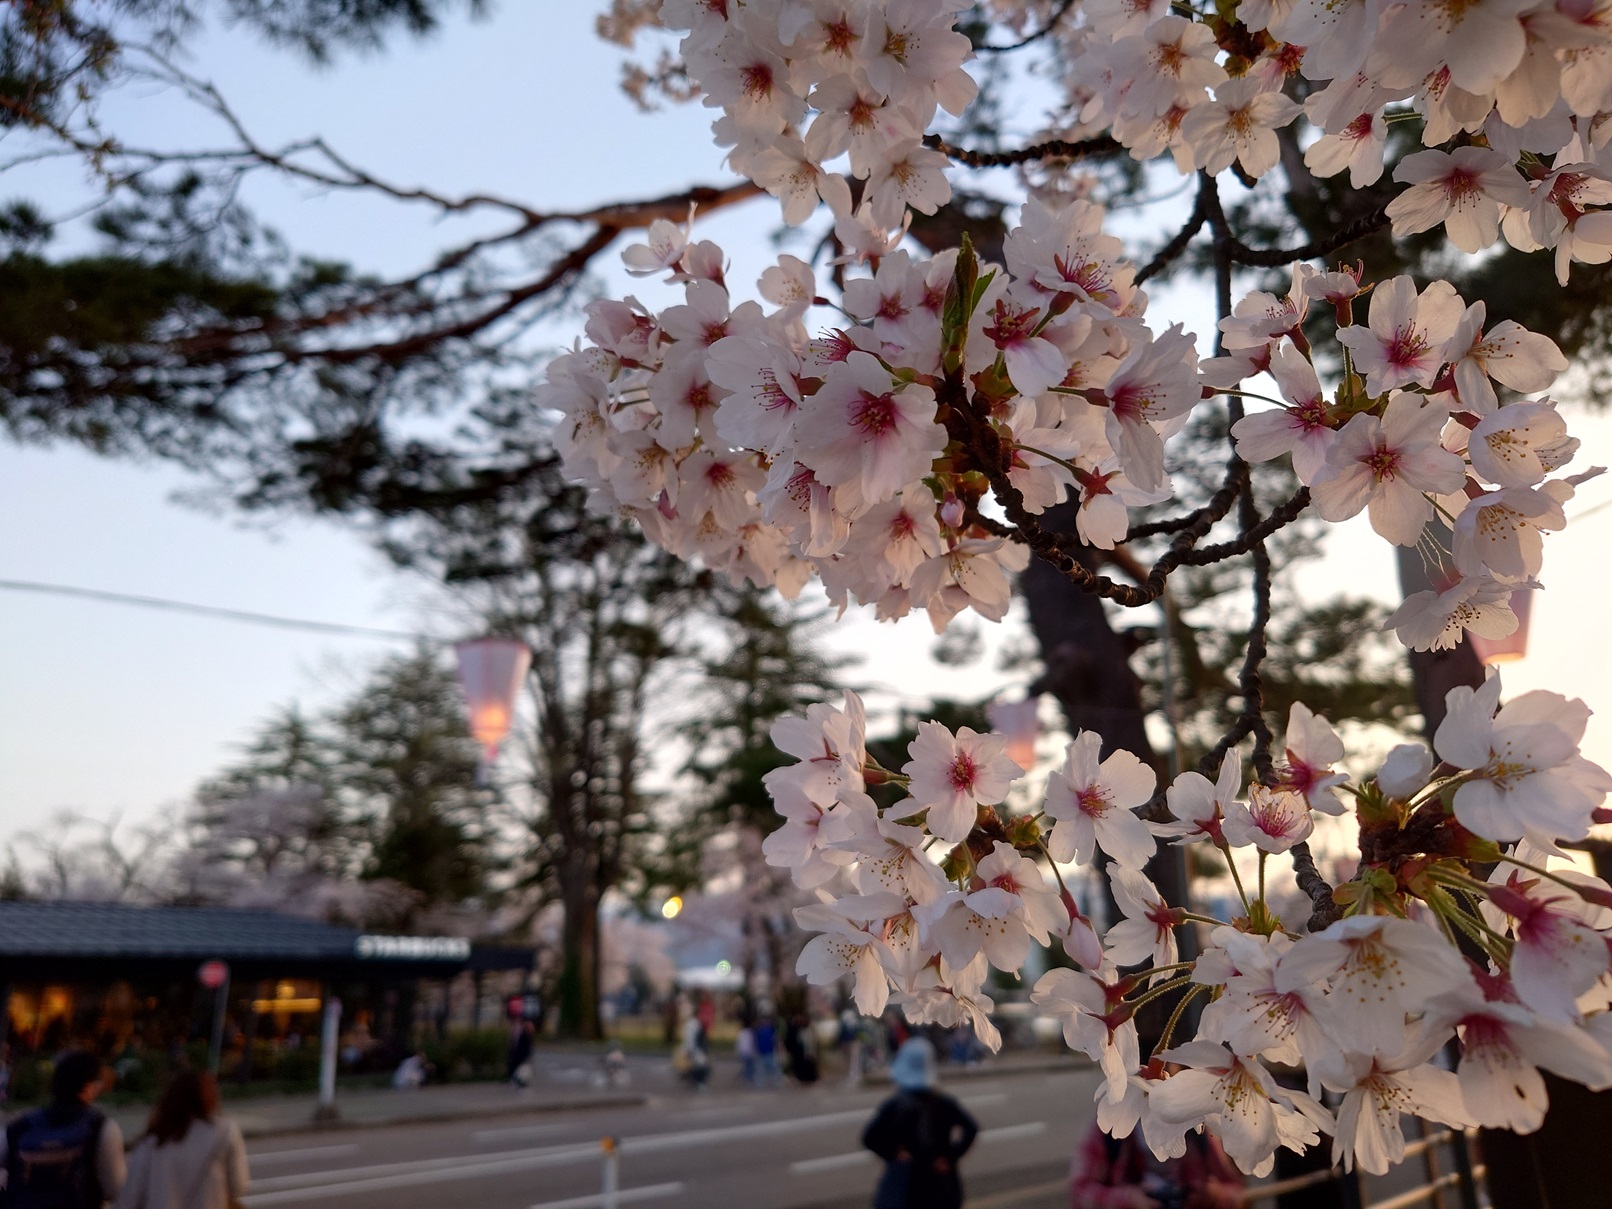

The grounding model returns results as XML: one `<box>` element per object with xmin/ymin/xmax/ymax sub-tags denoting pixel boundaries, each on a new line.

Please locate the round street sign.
<box><xmin>197</xmin><ymin>960</ymin><xmax>229</xmax><ymax>989</ymax></box>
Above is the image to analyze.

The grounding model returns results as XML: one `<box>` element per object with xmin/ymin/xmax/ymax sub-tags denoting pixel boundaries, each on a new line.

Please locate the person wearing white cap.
<box><xmin>861</xmin><ymin>1038</ymin><xmax>979</xmax><ymax>1209</ymax></box>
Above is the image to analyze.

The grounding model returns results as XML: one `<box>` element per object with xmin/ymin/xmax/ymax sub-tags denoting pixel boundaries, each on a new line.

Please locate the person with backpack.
<box><xmin>1</xmin><ymin>1050</ymin><xmax>125</xmax><ymax>1209</ymax></box>
<box><xmin>861</xmin><ymin>1038</ymin><xmax>978</xmax><ymax>1209</ymax></box>
<box><xmin>114</xmin><ymin>1071</ymin><xmax>246</xmax><ymax>1209</ymax></box>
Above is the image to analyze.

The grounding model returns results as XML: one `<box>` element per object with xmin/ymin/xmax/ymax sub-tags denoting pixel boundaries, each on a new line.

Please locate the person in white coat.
<box><xmin>115</xmin><ymin>1072</ymin><xmax>247</xmax><ymax>1209</ymax></box>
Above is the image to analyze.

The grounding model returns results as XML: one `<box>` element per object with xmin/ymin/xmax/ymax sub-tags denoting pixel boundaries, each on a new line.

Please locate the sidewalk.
<box><xmin>98</xmin><ymin>1048</ymin><xmax>1083</xmax><ymax>1141</ymax></box>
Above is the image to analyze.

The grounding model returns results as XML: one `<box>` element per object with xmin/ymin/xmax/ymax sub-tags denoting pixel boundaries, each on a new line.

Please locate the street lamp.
<box><xmin>1468</xmin><ymin>589</ymin><xmax>1532</xmax><ymax>666</ymax></box>
<box><xmin>454</xmin><ymin>638</ymin><xmax>532</xmax><ymax>768</ymax></box>
<box><xmin>987</xmin><ymin>697</ymin><xmax>1040</xmax><ymax>770</ymax></box>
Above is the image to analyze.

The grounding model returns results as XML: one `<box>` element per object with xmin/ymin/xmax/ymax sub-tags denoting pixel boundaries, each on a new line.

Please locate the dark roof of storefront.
<box><xmin>0</xmin><ymin>902</ymin><xmax>532</xmax><ymax>980</ymax></box>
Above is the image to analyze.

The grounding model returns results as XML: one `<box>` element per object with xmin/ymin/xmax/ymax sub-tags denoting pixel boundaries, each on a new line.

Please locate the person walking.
<box><xmin>2</xmin><ymin>1051</ymin><xmax>125</xmax><ymax>1209</ymax></box>
<box><xmin>753</xmin><ymin>1014</ymin><xmax>781</xmax><ymax>1086</ymax></box>
<box><xmin>505</xmin><ymin>1021</ymin><xmax>535</xmax><ymax>1088</ymax></box>
<box><xmin>113</xmin><ymin>1071</ymin><xmax>246</xmax><ymax>1209</ymax></box>
<box><xmin>861</xmin><ymin>1038</ymin><xmax>978</xmax><ymax>1209</ymax></box>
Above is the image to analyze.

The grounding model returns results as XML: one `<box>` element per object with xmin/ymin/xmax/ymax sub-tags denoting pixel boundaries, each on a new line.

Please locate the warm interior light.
<box><xmin>251</xmin><ymin>998</ymin><xmax>323</xmax><ymax>1014</ymax></box>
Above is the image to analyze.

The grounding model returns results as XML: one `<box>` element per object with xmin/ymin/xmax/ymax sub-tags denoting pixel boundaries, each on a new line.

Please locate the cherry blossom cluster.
<box><xmin>1218</xmin><ymin>266</ymin><xmax>1599</xmax><ymax>652</ymax></box>
<box><xmin>546</xmin><ymin>216</ymin><xmax>1591</xmax><ymax>649</ymax></box>
<box><xmin>763</xmin><ymin>684</ymin><xmax>1612</xmax><ymax>1175</ymax></box>
<box><xmin>549</xmin><ymin>0</ymin><xmax>1612</xmax><ymax>1177</ymax></box>
<box><xmin>655</xmin><ymin>0</ymin><xmax>1612</xmax><ymax>282</ymax></box>
<box><xmin>544</xmin><ymin>199</ymin><xmax>1186</xmax><ymax>629</ymax></box>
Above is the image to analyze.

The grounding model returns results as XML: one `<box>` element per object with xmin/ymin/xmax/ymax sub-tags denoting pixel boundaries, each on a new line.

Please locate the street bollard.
<box><xmin>314</xmin><ymin>997</ymin><xmax>341</xmax><ymax>1122</ymax></box>
<box><xmin>600</xmin><ymin>1136</ymin><xmax>619</xmax><ymax>1209</ymax></box>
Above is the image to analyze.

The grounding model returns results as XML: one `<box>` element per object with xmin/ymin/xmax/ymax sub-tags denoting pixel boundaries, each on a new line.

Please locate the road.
<box><xmin>239</xmin><ymin>1067</ymin><xmax>1096</xmax><ymax>1209</ymax></box>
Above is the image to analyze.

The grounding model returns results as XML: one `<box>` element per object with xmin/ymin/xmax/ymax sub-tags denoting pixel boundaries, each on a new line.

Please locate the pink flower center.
<box><xmin>877</xmin><ymin>292</ymin><xmax>909</xmax><ymax>321</ymax></box>
<box><xmin>824</xmin><ymin>18</ymin><xmax>858</xmax><ymax>56</ymax></box>
<box><xmin>852</xmin><ymin>389</ymin><xmax>899</xmax><ymax>436</ymax></box>
<box><xmin>947</xmin><ymin>751</ymin><xmax>979</xmax><ymax>792</ymax></box>
<box><xmin>1385</xmin><ymin>325</ymin><xmax>1431</xmax><ymax>369</ymax></box>
<box><xmin>1076</xmin><ymin>785</ymin><xmax>1112</xmax><ymax>818</ymax></box>
<box><xmin>1344</xmin><ymin>112</ymin><xmax>1375</xmax><ymax>143</ymax></box>
<box><xmin>983</xmin><ymin>299</ymin><xmax>1041</xmax><ymax>348</ymax></box>
<box><xmin>1364</xmin><ymin>443</ymin><xmax>1402</xmax><ymax>481</ymax></box>
<box><xmin>1293</xmin><ymin>399</ymin><xmax>1329</xmax><ymax>432</ymax></box>
<box><xmin>740</xmin><ymin>63</ymin><xmax>774</xmax><ymax>102</ymax></box>
<box><xmin>1441</xmin><ymin>165</ymin><xmax>1482</xmax><ymax>203</ymax></box>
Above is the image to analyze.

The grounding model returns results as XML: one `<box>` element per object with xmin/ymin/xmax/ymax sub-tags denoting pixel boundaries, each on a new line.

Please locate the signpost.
<box><xmin>198</xmin><ymin>960</ymin><xmax>230</xmax><ymax>1074</ymax></box>
<box><xmin>316</xmin><ymin>996</ymin><xmax>342</xmax><ymax>1122</ymax></box>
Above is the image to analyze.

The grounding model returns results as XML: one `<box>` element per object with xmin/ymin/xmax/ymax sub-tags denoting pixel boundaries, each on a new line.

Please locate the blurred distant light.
<box><xmin>661</xmin><ymin>895</ymin><xmax>684</xmax><ymax>920</ymax></box>
<box><xmin>1468</xmin><ymin>589</ymin><xmax>1532</xmax><ymax>665</ymax></box>
<box><xmin>716</xmin><ymin>960</ymin><xmax>732</xmax><ymax>974</ymax></box>
<box><xmin>988</xmin><ymin>697</ymin><xmax>1040</xmax><ymax>769</ymax></box>
<box><xmin>454</xmin><ymin>638</ymin><xmax>532</xmax><ymax>765</ymax></box>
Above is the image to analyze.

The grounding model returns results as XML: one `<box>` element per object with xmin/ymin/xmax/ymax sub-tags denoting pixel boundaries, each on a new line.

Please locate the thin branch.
<box><xmin>973</xmin><ymin>0</ymin><xmax>1078</xmax><ymax>52</ymax></box>
<box><xmin>1136</xmin><ymin>180</ymin><xmax>1210</xmax><ymax>285</ymax></box>
<box><xmin>1178</xmin><ymin>488</ymin><xmax>1311</xmax><ymax>565</ymax></box>
<box><xmin>924</xmin><ymin>132</ymin><xmax>1125</xmax><ymax>169</ymax></box>
<box><xmin>1291</xmin><ymin>841</ymin><xmax>1343</xmax><ymax>931</ymax></box>
<box><xmin>1224</xmin><ymin>204</ymin><xmax>1393</xmax><ymax>268</ymax></box>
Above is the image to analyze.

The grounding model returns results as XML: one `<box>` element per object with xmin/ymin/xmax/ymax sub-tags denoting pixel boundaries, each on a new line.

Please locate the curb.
<box><xmin>232</xmin><ymin>1092</ymin><xmax>649</xmax><ymax>1139</ymax></box>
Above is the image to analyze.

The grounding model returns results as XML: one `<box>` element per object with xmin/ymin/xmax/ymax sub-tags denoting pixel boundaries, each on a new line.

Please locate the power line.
<box><xmin>0</xmin><ymin>578</ymin><xmax>430</xmax><ymax>642</ymax></box>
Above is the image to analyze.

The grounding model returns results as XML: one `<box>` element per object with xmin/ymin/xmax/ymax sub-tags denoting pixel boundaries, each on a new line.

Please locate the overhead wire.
<box><xmin>0</xmin><ymin>578</ymin><xmax>429</xmax><ymax>641</ymax></box>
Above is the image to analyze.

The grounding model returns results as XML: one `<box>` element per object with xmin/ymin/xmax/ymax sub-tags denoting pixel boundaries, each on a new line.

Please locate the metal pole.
<box><xmin>600</xmin><ymin>1136</ymin><xmax>618</xmax><ymax>1209</ymax></box>
<box><xmin>207</xmin><ymin>969</ymin><xmax>231</xmax><ymax>1075</ymax></box>
<box><xmin>316</xmin><ymin>996</ymin><xmax>341</xmax><ymax>1121</ymax></box>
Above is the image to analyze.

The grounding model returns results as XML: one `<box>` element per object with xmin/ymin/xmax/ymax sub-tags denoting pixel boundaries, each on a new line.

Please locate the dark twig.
<box><xmin>1179</xmin><ymin>488</ymin><xmax>1311</xmax><ymax>565</ymax></box>
<box><xmin>1224</xmin><ymin>204</ymin><xmax>1392</xmax><ymax>268</ymax></box>
<box><xmin>924</xmin><ymin>132</ymin><xmax>1125</xmax><ymax>169</ymax></box>
<box><xmin>974</xmin><ymin>0</ymin><xmax>1079</xmax><ymax>52</ymax></box>
<box><xmin>1136</xmin><ymin>181</ymin><xmax>1211</xmax><ymax>285</ymax></box>
<box><xmin>1291</xmin><ymin>841</ymin><xmax>1343</xmax><ymax>931</ymax></box>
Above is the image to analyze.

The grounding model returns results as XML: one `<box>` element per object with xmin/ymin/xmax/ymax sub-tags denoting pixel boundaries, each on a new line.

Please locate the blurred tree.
<box><xmin>330</xmin><ymin>646</ymin><xmax>491</xmax><ymax>924</ymax></box>
<box><xmin>672</xmin><ymin>587</ymin><xmax>850</xmax><ymax>995</ymax></box>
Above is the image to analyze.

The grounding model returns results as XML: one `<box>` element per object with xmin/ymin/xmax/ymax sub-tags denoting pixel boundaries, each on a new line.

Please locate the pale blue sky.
<box><xmin>0</xmin><ymin>3</ymin><xmax>1006</xmax><ymax>846</ymax></box>
<box><xmin>3</xmin><ymin>3</ymin><xmax>1610</xmax><ymax>857</ymax></box>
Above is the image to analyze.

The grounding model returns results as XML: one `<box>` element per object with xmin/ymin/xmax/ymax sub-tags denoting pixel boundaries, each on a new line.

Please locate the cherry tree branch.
<box><xmin>924</xmin><ymin>132</ymin><xmax>1125</xmax><ymax>169</ymax></box>
<box><xmin>973</xmin><ymin>0</ymin><xmax>1079</xmax><ymax>52</ymax></box>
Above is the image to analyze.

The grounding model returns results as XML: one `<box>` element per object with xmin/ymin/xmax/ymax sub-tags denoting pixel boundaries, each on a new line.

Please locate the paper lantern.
<box><xmin>987</xmin><ymin>697</ymin><xmax>1040</xmax><ymax>770</ymax></box>
<box><xmin>1468</xmin><ymin>589</ymin><xmax>1533</xmax><ymax>666</ymax></box>
<box><xmin>454</xmin><ymin>638</ymin><xmax>532</xmax><ymax>763</ymax></box>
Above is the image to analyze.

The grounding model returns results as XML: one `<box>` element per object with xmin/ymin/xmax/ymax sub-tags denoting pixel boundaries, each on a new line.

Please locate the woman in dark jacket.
<box><xmin>861</xmin><ymin>1038</ymin><xmax>979</xmax><ymax>1209</ymax></box>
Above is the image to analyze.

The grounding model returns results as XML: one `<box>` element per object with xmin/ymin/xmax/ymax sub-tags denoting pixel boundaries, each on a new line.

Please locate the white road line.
<box><xmin>789</xmin><ymin>1152</ymin><xmax>874</xmax><ymax>1175</ymax></box>
<box><xmin>980</xmin><ymin>1121</ymin><xmax>1048</xmax><ymax>1143</ymax></box>
<box><xmin>788</xmin><ymin>1120</ymin><xmax>1048</xmax><ymax>1178</ymax></box>
<box><xmin>528</xmin><ymin>1183</ymin><xmax>685</xmax><ymax>1209</ymax></box>
<box><xmin>249</xmin><ymin>1145</ymin><xmax>359</xmax><ymax>1166</ymax></box>
<box><xmin>243</xmin><ymin>1103</ymin><xmax>878</xmax><ymax>1203</ymax></box>
<box><xmin>962</xmin><ymin>1093</ymin><xmax>1008</xmax><ymax>1108</ymax></box>
<box><xmin>246</xmin><ymin>1143</ymin><xmax>601</xmax><ymax>1195</ymax></box>
<box><xmin>471</xmin><ymin>1122</ymin><xmax>573</xmax><ymax>1145</ymax></box>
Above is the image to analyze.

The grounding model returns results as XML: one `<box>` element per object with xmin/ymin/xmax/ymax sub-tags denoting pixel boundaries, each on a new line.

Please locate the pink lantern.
<box><xmin>454</xmin><ymin>638</ymin><xmax>532</xmax><ymax>764</ymax></box>
<box><xmin>1467</xmin><ymin>589</ymin><xmax>1533</xmax><ymax>666</ymax></box>
<box><xmin>987</xmin><ymin>697</ymin><xmax>1040</xmax><ymax>770</ymax></box>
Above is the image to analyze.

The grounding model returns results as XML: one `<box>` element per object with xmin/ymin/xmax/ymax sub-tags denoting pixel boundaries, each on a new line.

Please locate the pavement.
<box><xmin>228</xmin><ymin>1063</ymin><xmax>1092</xmax><ymax>1209</ymax></box>
<box><xmin>99</xmin><ymin>1047</ymin><xmax>1086</xmax><ymax>1142</ymax></box>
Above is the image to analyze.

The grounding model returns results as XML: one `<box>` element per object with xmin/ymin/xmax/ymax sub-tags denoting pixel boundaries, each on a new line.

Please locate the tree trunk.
<box><xmin>556</xmin><ymin>866</ymin><xmax>603</xmax><ymax>1040</ymax></box>
<box><xmin>1020</xmin><ymin>510</ymin><xmax>1195</xmax><ymax>1045</ymax></box>
<box><xmin>1395</xmin><ymin>543</ymin><xmax>1487</xmax><ymax>737</ymax></box>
